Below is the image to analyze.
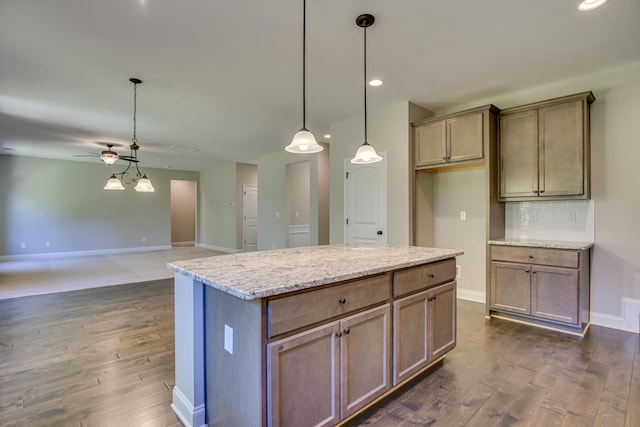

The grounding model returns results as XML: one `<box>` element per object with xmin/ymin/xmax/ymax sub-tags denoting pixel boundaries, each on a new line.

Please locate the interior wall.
<box><xmin>329</xmin><ymin>102</ymin><xmax>432</xmax><ymax>245</ymax></box>
<box><xmin>0</xmin><ymin>155</ymin><xmax>198</xmax><ymax>257</ymax></box>
<box><xmin>171</xmin><ymin>180</ymin><xmax>197</xmax><ymax>245</ymax></box>
<box><xmin>286</xmin><ymin>161</ymin><xmax>310</xmax><ymax>226</ymax></box>
<box><xmin>433</xmin><ymin>168</ymin><xmax>487</xmax><ymax>298</ymax></box>
<box><xmin>198</xmin><ymin>160</ymin><xmax>237</xmax><ymax>252</ymax></box>
<box><xmin>256</xmin><ymin>143</ymin><xmax>328</xmax><ymax>251</ymax></box>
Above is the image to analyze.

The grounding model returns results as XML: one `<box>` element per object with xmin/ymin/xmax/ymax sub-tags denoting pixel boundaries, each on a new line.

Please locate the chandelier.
<box><xmin>104</xmin><ymin>78</ymin><xmax>155</xmax><ymax>192</ymax></box>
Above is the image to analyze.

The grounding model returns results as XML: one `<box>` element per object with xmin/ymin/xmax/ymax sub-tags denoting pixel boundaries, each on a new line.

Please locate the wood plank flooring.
<box><xmin>0</xmin><ymin>282</ymin><xmax>638</xmax><ymax>426</ymax></box>
<box><xmin>0</xmin><ymin>279</ymin><xmax>181</xmax><ymax>427</ymax></box>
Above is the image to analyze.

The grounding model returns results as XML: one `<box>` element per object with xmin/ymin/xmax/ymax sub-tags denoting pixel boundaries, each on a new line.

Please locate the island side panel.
<box><xmin>204</xmin><ymin>285</ymin><xmax>264</xmax><ymax>427</ymax></box>
<box><xmin>172</xmin><ymin>273</ymin><xmax>206</xmax><ymax>427</ymax></box>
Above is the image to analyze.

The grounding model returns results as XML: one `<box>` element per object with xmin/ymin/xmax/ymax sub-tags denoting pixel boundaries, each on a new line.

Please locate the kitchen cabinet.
<box><xmin>267</xmin><ymin>304</ymin><xmax>390</xmax><ymax>426</ymax></box>
<box><xmin>489</xmin><ymin>245</ymin><xmax>590</xmax><ymax>333</ymax></box>
<box><xmin>267</xmin><ymin>274</ymin><xmax>391</xmax><ymax>426</ymax></box>
<box><xmin>413</xmin><ymin>105</ymin><xmax>499</xmax><ymax>170</ymax></box>
<box><xmin>392</xmin><ymin>259</ymin><xmax>456</xmax><ymax>385</ymax></box>
<box><xmin>499</xmin><ymin>92</ymin><xmax>595</xmax><ymax>201</ymax></box>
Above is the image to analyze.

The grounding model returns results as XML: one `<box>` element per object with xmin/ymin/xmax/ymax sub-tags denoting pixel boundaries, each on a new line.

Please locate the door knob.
<box><xmin>377</xmin><ymin>230</ymin><xmax>383</xmax><ymax>235</ymax></box>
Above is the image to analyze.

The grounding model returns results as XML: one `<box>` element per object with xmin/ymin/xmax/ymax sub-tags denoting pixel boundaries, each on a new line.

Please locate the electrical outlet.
<box><xmin>224</xmin><ymin>324</ymin><xmax>233</xmax><ymax>355</ymax></box>
<box><xmin>20</xmin><ymin>243</ymin><xmax>26</xmax><ymax>249</ymax></box>
<box><xmin>142</xmin><ymin>236</ymin><xmax>147</xmax><ymax>243</ymax></box>
<box><xmin>459</xmin><ymin>211</ymin><xmax>467</xmax><ymax>221</ymax></box>
<box><xmin>456</xmin><ymin>265</ymin><xmax>461</xmax><ymax>279</ymax></box>
<box><xmin>275</xmin><ymin>211</ymin><xmax>280</xmax><ymax>218</ymax></box>
<box><xmin>519</xmin><ymin>210</ymin><xmax>526</xmax><ymax>223</ymax></box>
<box><xmin>45</xmin><ymin>242</ymin><xmax>51</xmax><ymax>248</ymax></box>
<box><xmin>530</xmin><ymin>210</ymin><xmax>538</xmax><ymax>222</ymax></box>
<box><xmin>568</xmin><ymin>211</ymin><xmax>576</xmax><ymax>223</ymax></box>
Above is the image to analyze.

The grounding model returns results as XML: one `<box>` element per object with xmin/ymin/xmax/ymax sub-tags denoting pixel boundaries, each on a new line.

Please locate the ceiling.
<box><xmin>1</xmin><ymin>0</ymin><xmax>639</xmax><ymax>172</ymax></box>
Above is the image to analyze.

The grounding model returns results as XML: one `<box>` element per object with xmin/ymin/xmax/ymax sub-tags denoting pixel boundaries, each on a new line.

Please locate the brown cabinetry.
<box><xmin>413</xmin><ymin>105</ymin><xmax>499</xmax><ymax>170</ymax></box>
<box><xmin>392</xmin><ymin>261</ymin><xmax>456</xmax><ymax>385</ymax></box>
<box><xmin>499</xmin><ymin>92</ymin><xmax>594</xmax><ymax>201</ymax></box>
<box><xmin>489</xmin><ymin>245</ymin><xmax>590</xmax><ymax>333</ymax></box>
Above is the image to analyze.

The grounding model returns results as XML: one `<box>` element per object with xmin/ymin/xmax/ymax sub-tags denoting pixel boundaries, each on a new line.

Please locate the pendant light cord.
<box><xmin>363</xmin><ymin>23</ymin><xmax>368</xmax><ymax>144</ymax></box>
<box><xmin>302</xmin><ymin>0</ymin><xmax>307</xmax><ymax>130</ymax></box>
<box><xmin>132</xmin><ymin>81</ymin><xmax>138</xmax><ymax>143</ymax></box>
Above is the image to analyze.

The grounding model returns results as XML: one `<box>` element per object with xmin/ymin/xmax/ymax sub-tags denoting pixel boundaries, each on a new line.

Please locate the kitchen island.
<box><xmin>167</xmin><ymin>244</ymin><xmax>463</xmax><ymax>427</ymax></box>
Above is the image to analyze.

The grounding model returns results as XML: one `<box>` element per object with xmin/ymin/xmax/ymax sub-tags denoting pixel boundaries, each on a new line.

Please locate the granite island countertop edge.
<box><xmin>167</xmin><ymin>245</ymin><xmax>464</xmax><ymax>300</ymax></box>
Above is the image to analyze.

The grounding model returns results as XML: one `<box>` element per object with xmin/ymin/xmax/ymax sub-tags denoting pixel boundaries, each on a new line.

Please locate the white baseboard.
<box><xmin>457</xmin><ymin>288</ymin><xmax>486</xmax><ymax>304</ymax></box>
<box><xmin>197</xmin><ymin>243</ymin><xmax>241</xmax><ymax>254</ymax></box>
<box><xmin>591</xmin><ymin>297</ymin><xmax>640</xmax><ymax>333</ymax></box>
<box><xmin>0</xmin><ymin>245</ymin><xmax>172</xmax><ymax>261</ymax></box>
<box><xmin>171</xmin><ymin>387</ymin><xmax>207</xmax><ymax>427</ymax></box>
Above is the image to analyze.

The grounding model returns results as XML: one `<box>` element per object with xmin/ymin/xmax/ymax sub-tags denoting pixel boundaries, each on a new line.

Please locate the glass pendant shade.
<box><xmin>285</xmin><ymin>129</ymin><xmax>323</xmax><ymax>153</ymax></box>
<box><xmin>100</xmin><ymin>152</ymin><xmax>118</xmax><ymax>165</ymax></box>
<box><xmin>104</xmin><ymin>174</ymin><xmax>125</xmax><ymax>190</ymax></box>
<box><xmin>134</xmin><ymin>175</ymin><xmax>155</xmax><ymax>192</ymax></box>
<box><xmin>351</xmin><ymin>142</ymin><xmax>382</xmax><ymax>164</ymax></box>
<box><xmin>578</xmin><ymin>0</ymin><xmax>608</xmax><ymax>11</ymax></box>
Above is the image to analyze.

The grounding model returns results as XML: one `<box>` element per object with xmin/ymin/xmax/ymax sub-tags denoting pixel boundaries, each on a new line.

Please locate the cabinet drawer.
<box><xmin>393</xmin><ymin>258</ymin><xmax>456</xmax><ymax>298</ymax></box>
<box><xmin>268</xmin><ymin>274</ymin><xmax>391</xmax><ymax>338</ymax></box>
<box><xmin>490</xmin><ymin>246</ymin><xmax>578</xmax><ymax>268</ymax></box>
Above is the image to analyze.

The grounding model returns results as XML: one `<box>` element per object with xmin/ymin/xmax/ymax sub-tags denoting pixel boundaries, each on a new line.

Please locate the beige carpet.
<box><xmin>0</xmin><ymin>246</ymin><xmax>225</xmax><ymax>300</ymax></box>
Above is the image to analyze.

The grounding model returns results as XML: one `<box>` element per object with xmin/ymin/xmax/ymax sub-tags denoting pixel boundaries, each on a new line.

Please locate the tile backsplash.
<box><xmin>505</xmin><ymin>200</ymin><xmax>594</xmax><ymax>242</ymax></box>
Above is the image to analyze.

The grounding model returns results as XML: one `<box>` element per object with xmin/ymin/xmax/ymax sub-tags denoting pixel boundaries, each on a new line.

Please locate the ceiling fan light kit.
<box><xmin>103</xmin><ymin>78</ymin><xmax>155</xmax><ymax>192</ymax></box>
<box><xmin>285</xmin><ymin>0</ymin><xmax>323</xmax><ymax>154</ymax></box>
<box><xmin>351</xmin><ymin>13</ymin><xmax>383</xmax><ymax>165</ymax></box>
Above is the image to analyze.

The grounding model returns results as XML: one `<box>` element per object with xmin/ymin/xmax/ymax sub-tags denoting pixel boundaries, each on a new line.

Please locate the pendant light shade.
<box><xmin>351</xmin><ymin>14</ymin><xmax>382</xmax><ymax>165</ymax></box>
<box><xmin>104</xmin><ymin>174</ymin><xmax>125</xmax><ymax>190</ymax></box>
<box><xmin>285</xmin><ymin>0</ymin><xmax>323</xmax><ymax>154</ymax></box>
<box><xmin>104</xmin><ymin>78</ymin><xmax>155</xmax><ymax>192</ymax></box>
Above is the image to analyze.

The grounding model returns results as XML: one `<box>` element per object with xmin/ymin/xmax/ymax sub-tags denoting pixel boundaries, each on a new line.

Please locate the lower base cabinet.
<box><xmin>267</xmin><ymin>304</ymin><xmax>391</xmax><ymax>427</ymax></box>
<box><xmin>393</xmin><ymin>281</ymin><xmax>456</xmax><ymax>385</ymax></box>
<box><xmin>489</xmin><ymin>245</ymin><xmax>589</xmax><ymax>332</ymax></box>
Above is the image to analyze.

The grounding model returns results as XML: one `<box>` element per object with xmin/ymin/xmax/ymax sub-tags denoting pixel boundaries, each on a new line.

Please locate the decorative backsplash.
<box><xmin>505</xmin><ymin>200</ymin><xmax>594</xmax><ymax>242</ymax></box>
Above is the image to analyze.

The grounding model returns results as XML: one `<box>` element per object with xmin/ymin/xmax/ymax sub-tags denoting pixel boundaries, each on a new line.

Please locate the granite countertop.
<box><xmin>167</xmin><ymin>244</ymin><xmax>463</xmax><ymax>300</ymax></box>
<box><xmin>488</xmin><ymin>239</ymin><xmax>594</xmax><ymax>250</ymax></box>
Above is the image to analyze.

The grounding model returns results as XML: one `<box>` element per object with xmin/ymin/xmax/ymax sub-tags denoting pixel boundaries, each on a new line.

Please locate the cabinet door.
<box><xmin>499</xmin><ymin>110</ymin><xmax>539</xmax><ymax>198</ymax></box>
<box><xmin>393</xmin><ymin>289</ymin><xmax>429</xmax><ymax>385</ymax></box>
<box><xmin>415</xmin><ymin>121</ymin><xmax>447</xmax><ymax>167</ymax></box>
<box><xmin>340</xmin><ymin>304</ymin><xmax>391</xmax><ymax>419</ymax></box>
<box><xmin>448</xmin><ymin>112</ymin><xmax>483</xmax><ymax>163</ymax></box>
<box><xmin>267</xmin><ymin>322</ymin><xmax>340</xmax><ymax>427</ymax></box>
<box><xmin>428</xmin><ymin>281</ymin><xmax>457</xmax><ymax>361</ymax></box>
<box><xmin>539</xmin><ymin>100</ymin><xmax>585</xmax><ymax>197</ymax></box>
<box><xmin>490</xmin><ymin>261</ymin><xmax>530</xmax><ymax>315</ymax></box>
<box><xmin>531</xmin><ymin>265</ymin><xmax>579</xmax><ymax>325</ymax></box>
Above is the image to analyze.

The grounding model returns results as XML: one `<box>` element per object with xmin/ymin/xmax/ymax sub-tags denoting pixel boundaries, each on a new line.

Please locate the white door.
<box><xmin>243</xmin><ymin>184</ymin><xmax>258</xmax><ymax>252</ymax></box>
<box><xmin>345</xmin><ymin>155</ymin><xmax>387</xmax><ymax>245</ymax></box>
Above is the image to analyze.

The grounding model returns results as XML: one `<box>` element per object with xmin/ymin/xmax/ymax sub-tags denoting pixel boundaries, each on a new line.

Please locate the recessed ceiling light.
<box><xmin>369</xmin><ymin>79</ymin><xmax>384</xmax><ymax>87</ymax></box>
<box><xmin>324</xmin><ymin>134</ymin><xmax>331</xmax><ymax>139</ymax></box>
<box><xmin>578</xmin><ymin>0</ymin><xmax>608</xmax><ymax>11</ymax></box>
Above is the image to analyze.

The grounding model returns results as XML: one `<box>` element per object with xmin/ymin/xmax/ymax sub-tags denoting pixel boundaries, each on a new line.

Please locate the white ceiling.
<box><xmin>1</xmin><ymin>0</ymin><xmax>639</xmax><ymax>171</ymax></box>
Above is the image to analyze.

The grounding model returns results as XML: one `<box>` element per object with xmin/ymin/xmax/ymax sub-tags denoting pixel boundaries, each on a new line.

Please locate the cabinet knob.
<box><xmin>525</xmin><ymin>269</ymin><xmax>530</xmax><ymax>273</ymax></box>
<box><xmin>335</xmin><ymin>331</ymin><xmax>343</xmax><ymax>338</ymax></box>
<box><xmin>343</xmin><ymin>328</ymin><xmax>350</xmax><ymax>335</ymax></box>
<box><xmin>532</xmin><ymin>270</ymin><xmax>537</xmax><ymax>274</ymax></box>
<box><xmin>428</xmin><ymin>274</ymin><xmax>435</xmax><ymax>279</ymax></box>
<box><xmin>338</xmin><ymin>298</ymin><xmax>346</xmax><ymax>305</ymax></box>
<box><xmin>528</xmin><ymin>255</ymin><xmax>534</xmax><ymax>259</ymax></box>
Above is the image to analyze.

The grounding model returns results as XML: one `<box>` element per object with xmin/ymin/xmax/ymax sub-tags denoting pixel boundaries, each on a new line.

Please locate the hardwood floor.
<box><xmin>0</xmin><ymin>279</ymin><xmax>181</xmax><ymax>427</ymax></box>
<box><xmin>1</xmin><ymin>283</ymin><xmax>638</xmax><ymax>427</ymax></box>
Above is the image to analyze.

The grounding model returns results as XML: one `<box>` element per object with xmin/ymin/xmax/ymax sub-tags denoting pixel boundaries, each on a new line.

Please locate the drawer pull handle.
<box><xmin>338</xmin><ymin>298</ymin><xmax>346</xmax><ymax>305</ymax></box>
<box><xmin>428</xmin><ymin>296</ymin><xmax>437</xmax><ymax>302</ymax></box>
<box><xmin>335</xmin><ymin>331</ymin><xmax>343</xmax><ymax>338</ymax></box>
<box><xmin>343</xmin><ymin>328</ymin><xmax>350</xmax><ymax>335</ymax></box>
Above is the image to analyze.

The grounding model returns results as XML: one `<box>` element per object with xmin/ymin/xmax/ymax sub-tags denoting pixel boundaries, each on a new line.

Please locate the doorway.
<box><xmin>344</xmin><ymin>155</ymin><xmax>387</xmax><ymax>245</ymax></box>
<box><xmin>243</xmin><ymin>184</ymin><xmax>258</xmax><ymax>252</ymax></box>
<box><xmin>170</xmin><ymin>180</ymin><xmax>197</xmax><ymax>246</ymax></box>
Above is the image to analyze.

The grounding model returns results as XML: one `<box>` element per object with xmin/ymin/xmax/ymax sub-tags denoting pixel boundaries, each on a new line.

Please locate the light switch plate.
<box><xmin>224</xmin><ymin>324</ymin><xmax>233</xmax><ymax>355</ymax></box>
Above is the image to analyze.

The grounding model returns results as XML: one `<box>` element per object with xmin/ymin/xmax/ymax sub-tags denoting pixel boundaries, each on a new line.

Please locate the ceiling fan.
<box><xmin>74</xmin><ymin>142</ymin><xmax>136</xmax><ymax>164</ymax></box>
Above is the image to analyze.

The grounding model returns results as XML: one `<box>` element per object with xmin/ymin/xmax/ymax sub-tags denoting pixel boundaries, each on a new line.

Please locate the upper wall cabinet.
<box><xmin>412</xmin><ymin>105</ymin><xmax>499</xmax><ymax>170</ymax></box>
<box><xmin>498</xmin><ymin>92</ymin><xmax>595</xmax><ymax>201</ymax></box>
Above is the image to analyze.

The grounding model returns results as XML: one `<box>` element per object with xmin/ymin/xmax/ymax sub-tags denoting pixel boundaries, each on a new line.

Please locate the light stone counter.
<box><xmin>489</xmin><ymin>239</ymin><xmax>594</xmax><ymax>251</ymax></box>
<box><xmin>168</xmin><ymin>244</ymin><xmax>463</xmax><ymax>300</ymax></box>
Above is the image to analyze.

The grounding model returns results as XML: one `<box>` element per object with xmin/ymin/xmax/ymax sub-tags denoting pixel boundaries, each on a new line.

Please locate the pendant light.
<box><xmin>285</xmin><ymin>0</ymin><xmax>323</xmax><ymax>154</ymax></box>
<box><xmin>104</xmin><ymin>78</ymin><xmax>155</xmax><ymax>192</ymax></box>
<box><xmin>351</xmin><ymin>14</ymin><xmax>382</xmax><ymax>164</ymax></box>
